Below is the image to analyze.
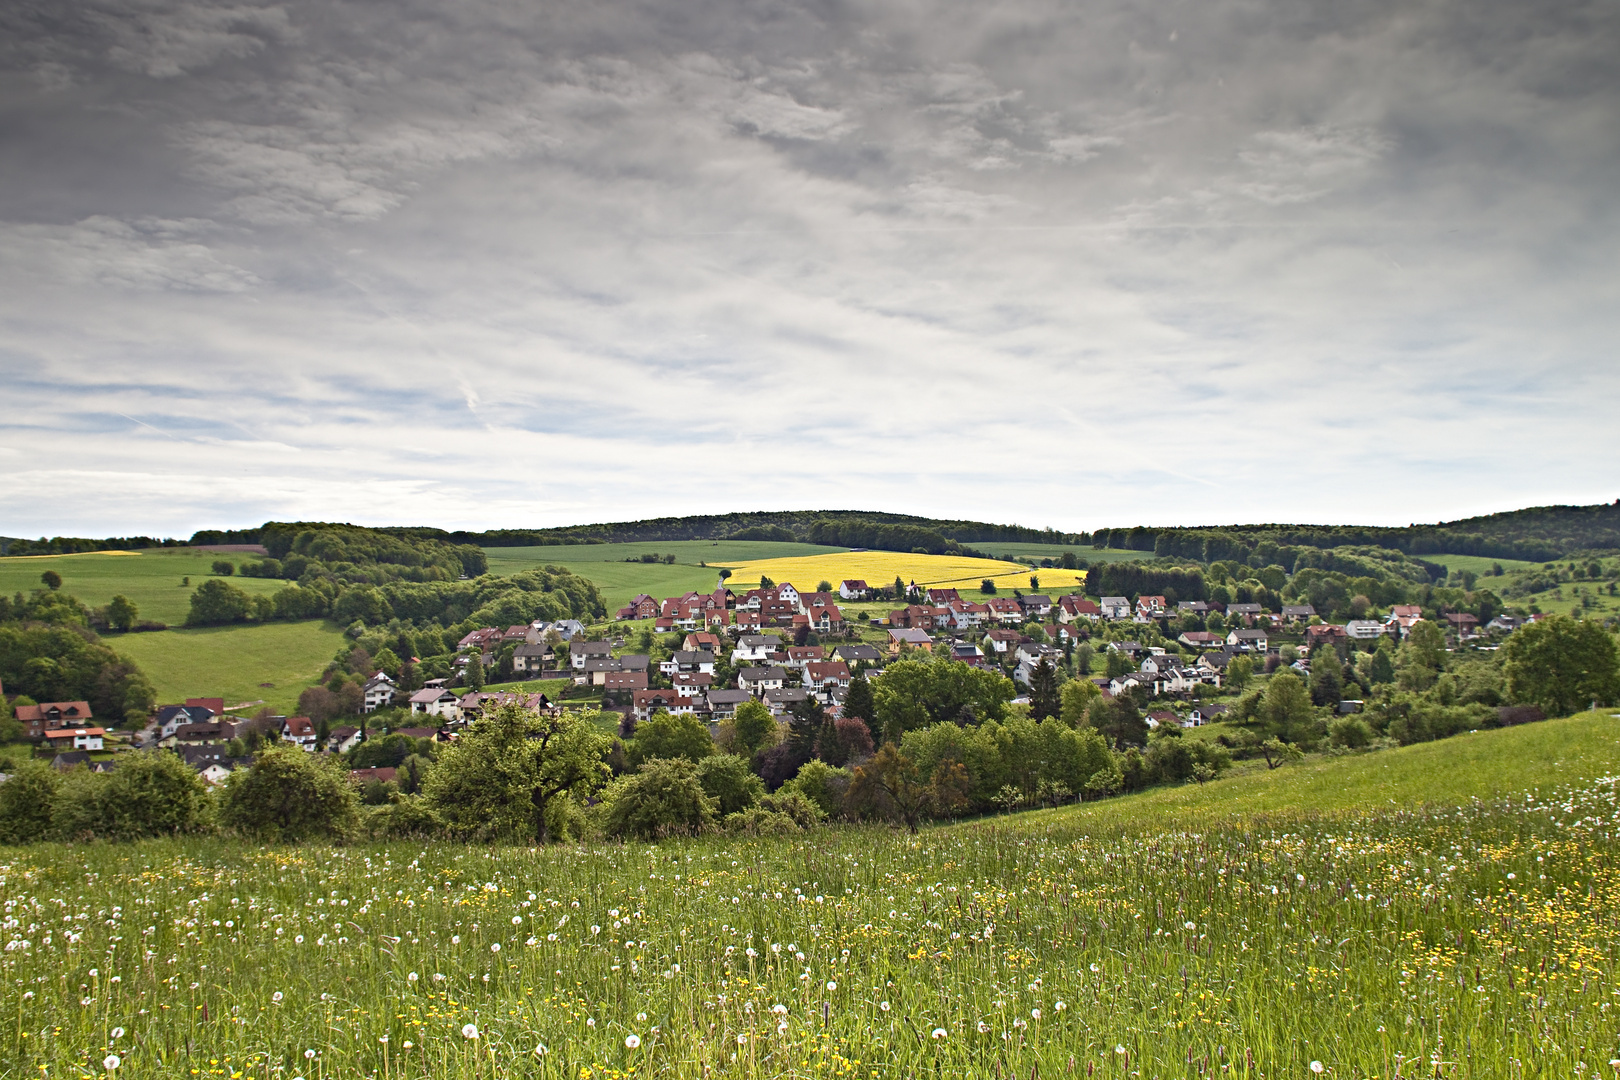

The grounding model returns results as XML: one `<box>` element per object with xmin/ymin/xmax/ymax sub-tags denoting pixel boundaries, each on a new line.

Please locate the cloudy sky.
<box><xmin>1</xmin><ymin>0</ymin><xmax>1616</xmax><ymax>539</ymax></box>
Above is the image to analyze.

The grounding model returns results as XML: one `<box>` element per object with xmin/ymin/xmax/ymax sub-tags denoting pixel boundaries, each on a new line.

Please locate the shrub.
<box><xmin>211</xmin><ymin>560</ymin><xmax>235</xmax><ymax>576</ymax></box>
<box><xmin>778</xmin><ymin>760</ymin><xmax>852</xmax><ymax>819</ymax></box>
<box><xmin>695</xmin><ymin>754</ymin><xmax>765</xmax><ymax>816</ymax></box>
<box><xmin>1329</xmin><ymin>716</ymin><xmax>1374</xmax><ymax>749</ymax></box>
<box><xmin>0</xmin><ymin>760</ymin><xmax>60</xmax><ymax>844</ymax></box>
<box><xmin>602</xmin><ymin>757</ymin><xmax>717</xmax><ymax>840</ymax></box>
<box><xmin>50</xmin><ymin>751</ymin><xmax>211</xmax><ymax>841</ymax></box>
<box><xmin>626</xmin><ymin>711</ymin><xmax>714</xmax><ymax>768</ymax></box>
<box><xmin>219</xmin><ymin>746</ymin><xmax>359</xmax><ymax>841</ymax></box>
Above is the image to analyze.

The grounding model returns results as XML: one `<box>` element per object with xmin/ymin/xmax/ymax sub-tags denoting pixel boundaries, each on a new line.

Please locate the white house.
<box><xmin>1099</xmin><ymin>596</ymin><xmax>1132</xmax><ymax>620</ymax></box>
<box><xmin>1344</xmin><ymin>620</ymin><xmax>1387</xmax><ymax>640</ymax></box>
<box><xmin>839</xmin><ymin>580</ymin><xmax>869</xmax><ymax>600</ymax></box>
<box><xmin>408</xmin><ymin>687</ymin><xmax>461</xmax><ymax>722</ymax></box>
<box><xmin>738</xmin><ymin>666</ymin><xmax>788</xmax><ymax>693</ymax></box>
<box><xmin>361</xmin><ymin>673</ymin><xmax>397</xmax><ymax>713</ymax></box>
<box><xmin>731</xmin><ymin>634</ymin><xmax>781</xmax><ymax>665</ymax></box>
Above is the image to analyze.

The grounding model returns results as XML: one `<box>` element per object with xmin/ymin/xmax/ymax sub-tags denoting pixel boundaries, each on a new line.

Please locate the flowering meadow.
<box><xmin>4</xmin><ymin>775</ymin><xmax>1619</xmax><ymax>1079</ymax></box>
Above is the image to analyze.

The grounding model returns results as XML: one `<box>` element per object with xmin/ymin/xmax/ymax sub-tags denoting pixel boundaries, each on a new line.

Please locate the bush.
<box><xmin>626</xmin><ymin>711</ymin><xmax>714</xmax><ymax>768</ymax></box>
<box><xmin>695</xmin><ymin>754</ymin><xmax>764</xmax><ymax>816</ymax></box>
<box><xmin>50</xmin><ymin>751</ymin><xmax>211</xmax><ymax>841</ymax></box>
<box><xmin>211</xmin><ymin>560</ymin><xmax>235</xmax><ymax>576</ymax></box>
<box><xmin>364</xmin><ymin>796</ymin><xmax>443</xmax><ymax>839</ymax></box>
<box><xmin>602</xmin><ymin>757</ymin><xmax>716</xmax><ymax>840</ymax></box>
<box><xmin>186</xmin><ymin>578</ymin><xmax>254</xmax><ymax>626</ymax></box>
<box><xmin>1329</xmin><ymin>716</ymin><xmax>1374</xmax><ymax>749</ymax></box>
<box><xmin>219</xmin><ymin>746</ymin><xmax>359</xmax><ymax>841</ymax></box>
<box><xmin>0</xmin><ymin>759</ymin><xmax>60</xmax><ymax>844</ymax></box>
<box><xmin>778</xmin><ymin>759</ymin><xmax>852</xmax><ymax>819</ymax></box>
<box><xmin>722</xmin><ymin>806</ymin><xmax>803</xmax><ymax>836</ymax></box>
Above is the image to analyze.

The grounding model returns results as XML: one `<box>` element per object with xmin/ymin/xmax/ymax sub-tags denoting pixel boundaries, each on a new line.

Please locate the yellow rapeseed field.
<box><xmin>716</xmin><ymin>550</ymin><xmax>1087</xmax><ymax>593</ymax></box>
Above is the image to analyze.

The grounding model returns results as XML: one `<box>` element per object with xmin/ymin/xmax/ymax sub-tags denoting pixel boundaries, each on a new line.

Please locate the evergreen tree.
<box><xmin>1029</xmin><ymin>658</ymin><xmax>1061</xmax><ymax>720</ymax></box>
<box><xmin>467</xmin><ymin>654</ymin><xmax>486</xmax><ymax>691</ymax></box>
<box><xmin>843</xmin><ymin>673</ymin><xmax>875</xmax><ymax>721</ymax></box>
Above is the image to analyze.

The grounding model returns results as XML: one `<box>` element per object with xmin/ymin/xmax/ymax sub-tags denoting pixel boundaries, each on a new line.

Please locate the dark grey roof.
<box><xmin>835</xmin><ymin>644</ymin><xmax>882</xmax><ymax>661</ymax></box>
<box><xmin>764</xmin><ymin>687</ymin><xmax>811</xmax><ymax>703</ymax></box>
<box><xmin>739</xmin><ymin>666</ymin><xmax>787</xmax><ymax>681</ymax></box>
<box><xmin>706</xmin><ymin>689</ymin><xmax>754</xmax><ymax>705</ymax></box>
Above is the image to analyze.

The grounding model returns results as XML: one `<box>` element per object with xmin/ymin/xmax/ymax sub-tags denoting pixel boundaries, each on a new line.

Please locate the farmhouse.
<box><xmin>14</xmin><ymin>700</ymin><xmax>94</xmax><ymax>740</ymax></box>
<box><xmin>44</xmin><ymin>726</ymin><xmax>105</xmax><ymax>751</ymax></box>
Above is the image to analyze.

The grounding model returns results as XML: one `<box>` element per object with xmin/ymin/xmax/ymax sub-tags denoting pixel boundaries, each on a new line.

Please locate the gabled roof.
<box><xmin>15</xmin><ymin>700</ymin><xmax>93</xmax><ymax>723</ymax></box>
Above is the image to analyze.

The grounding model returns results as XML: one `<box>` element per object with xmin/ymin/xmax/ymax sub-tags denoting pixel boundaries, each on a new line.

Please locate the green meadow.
<box><xmin>0</xmin><ymin>549</ymin><xmax>283</xmax><ymax>627</ymax></box>
<box><xmin>3</xmin><ymin>713</ymin><xmax>1618</xmax><ymax>1079</ymax></box>
<box><xmin>111</xmin><ymin>621</ymin><xmax>346</xmax><ymax>715</ymax></box>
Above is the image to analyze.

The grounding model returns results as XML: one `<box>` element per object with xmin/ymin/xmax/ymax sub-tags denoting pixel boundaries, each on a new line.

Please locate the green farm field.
<box><xmin>972</xmin><ymin>543</ymin><xmax>1151</xmax><ymax>564</ymax></box>
<box><xmin>0</xmin><ymin>549</ymin><xmax>283</xmax><ymax>627</ymax></box>
<box><xmin>110</xmin><ymin>620</ymin><xmax>346</xmax><ymax>714</ymax></box>
<box><xmin>4</xmin><ymin>714</ymin><xmax>1620</xmax><ymax>1079</ymax></box>
<box><xmin>484</xmin><ymin>541</ymin><xmax>848</xmax><ymax>611</ymax></box>
<box><xmin>1419</xmin><ymin>553</ymin><xmax>1541</xmax><ymax>575</ymax></box>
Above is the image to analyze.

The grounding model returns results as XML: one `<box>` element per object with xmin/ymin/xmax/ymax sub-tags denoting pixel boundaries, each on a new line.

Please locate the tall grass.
<box><xmin>4</xmin><ymin>759</ymin><xmax>1617</xmax><ymax>1077</ymax></box>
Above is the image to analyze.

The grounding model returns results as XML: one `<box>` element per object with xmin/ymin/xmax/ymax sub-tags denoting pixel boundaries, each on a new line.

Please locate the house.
<box><xmin>582</xmin><ymin>654</ymin><xmax>651</xmax><ymax>686</ymax></box>
<box><xmin>458</xmin><ymin>628</ymin><xmax>503</xmax><ymax>657</ymax></box>
<box><xmin>1014</xmin><ymin>645</ymin><xmax>1063</xmax><ymax>685</ymax></box>
<box><xmin>804</xmin><ymin>661</ymin><xmax>852</xmax><ymax>699</ymax></box>
<box><xmin>659</xmin><ymin>650</ymin><xmax>717</xmax><ymax>676</ymax></box>
<box><xmin>1224</xmin><ymin>603</ymin><xmax>1264</xmax><ymax>625</ymax></box>
<box><xmin>1445</xmin><ymin>613</ymin><xmax>1481</xmax><ymax>637</ymax></box>
<box><xmin>14</xmin><ymin>700</ymin><xmax>94</xmax><ymax>740</ymax></box>
<box><xmin>361</xmin><ymin>673</ymin><xmax>397</xmax><ymax>713</ymax></box>
<box><xmin>1146</xmin><ymin>711</ymin><xmax>1179</xmax><ymax>730</ymax></box>
<box><xmin>946</xmin><ymin>601</ymin><xmax>989</xmax><ymax>629</ymax></box>
<box><xmin>602</xmin><ymin>670</ymin><xmax>650</xmax><ymax>692</ymax></box>
<box><xmin>983</xmin><ymin>628</ymin><xmax>1022</xmax><ymax>653</ymax></box>
<box><xmin>1058</xmin><ymin>596</ymin><xmax>1101</xmax><ymax>622</ymax></box>
<box><xmin>408</xmin><ymin>687</ymin><xmax>461</xmax><ymax>722</ymax></box>
<box><xmin>328</xmin><ymin>725</ymin><xmax>362</xmax><ymax>753</ymax></box>
<box><xmin>784</xmin><ymin>645</ymin><xmax>826</xmax><ymax>670</ymax></box>
<box><xmin>763</xmin><ymin>687</ymin><xmax>812</xmax><ymax>715</ymax></box>
<box><xmin>985</xmin><ymin>597</ymin><xmax>1025</xmax><ymax>625</ymax></box>
<box><xmin>1197</xmin><ymin>650</ymin><xmax>1236</xmax><ymax>675</ymax></box>
<box><xmin>51</xmin><ymin>750</ymin><xmax>112</xmax><ymax>772</ymax></box>
<box><xmin>44</xmin><ymin>726</ymin><xmax>105</xmax><ymax>751</ymax></box>
<box><xmin>349</xmin><ymin>766</ymin><xmax>398</xmax><ymax>786</ymax></box>
<box><xmin>1304</xmin><ymin>624</ymin><xmax>1347</xmax><ymax>648</ymax></box>
<box><xmin>1177</xmin><ymin>600</ymin><xmax>1213</xmax><ymax>616</ymax></box>
<box><xmin>551</xmin><ymin>620</ymin><xmax>586</xmax><ymax>641</ymax></box>
<box><xmin>705</xmin><ymin>689</ymin><xmax>754</xmax><ymax>719</ymax></box>
<box><xmin>281</xmin><ymin>716</ymin><xmax>318</xmax><ymax>751</ymax></box>
<box><xmin>887</xmin><ymin>628</ymin><xmax>933</xmax><ymax>654</ymax></box>
<box><xmin>839</xmin><ymin>580</ymin><xmax>870</xmax><ymax>600</ymax></box>
<box><xmin>632</xmin><ymin>690</ymin><xmax>698</xmax><ymax>722</ymax></box>
<box><xmin>1386</xmin><ymin>613</ymin><xmax>1425</xmax><ymax>638</ymax></box>
<box><xmin>1108</xmin><ymin>671</ymin><xmax>1159</xmax><ymax>698</ymax></box>
<box><xmin>619</xmin><ymin>594</ymin><xmax>660</xmax><ymax>620</ymax></box>
<box><xmin>683</xmin><ymin>632</ymin><xmax>723</xmax><ymax>654</ymax></box>
<box><xmin>568</xmin><ymin>640</ymin><xmax>613</xmax><ymax>670</ymax></box>
<box><xmin>522</xmin><ymin>621</ymin><xmax>555</xmax><ymax>644</ymax></box>
<box><xmin>671</xmin><ymin>672</ymin><xmax>714</xmax><ymax>697</ymax></box>
<box><xmin>392</xmin><ymin>725</ymin><xmax>442</xmax><ymax>740</ymax></box>
<box><xmin>501</xmin><ymin>624</ymin><xmax>531</xmax><ymax>646</ymax></box>
<box><xmin>1019</xmin><ymin>594</ymin><xmax>1053</xmax><ymax>617</ymax></box>
<box><xmin>1099</xmin><ymin>596</ymin><xmax>1132</xmax><ymax>620</ymax></box>
<box><xmin>1189</xmin><ymin>703</ymin><xmax>1228</xmax><ymax>725</ymax></box>
<box><xmin>1136</xmin><ymin>595</ymin><xmax>1167</xmax><ymax>618</ymax></box>
<box><xmin>738</xmin><ymin>666</ymin><xmax>788</xmax><ymax>693</ymax></box>
<box><xmin>806</xmin><ymin>603</ymin><xmax>845</xmax><ymax>634</ymax></box>
<box><xmin>926</xmin><ymin>588</ymin><xmax>961</xmax><ymax>604</ymax></box>
<box><xmin>155</xmin><ymin>703</ymin><xmax>216</xmax><ymax>740</ymax></box>
<box><xmin>834</xmin><ymin>643</ymin><xmax>882</xmax><ymax>665</ymax></box>
<box><xmin>731</xmin><ymin>634</ymin><xmax>782</xmax><ymax>665</ymax></box>
<box><xmin>1486</xmin><ymin>615</ymin><xmax>1526</xmax><ymax>633</ymax></box>
<box><xmin>950</xmin><ymin>642</ymin><xmax>987</xmax><ymax>667</ymax></box>
<box><xmin>1389</xmin><ymin>605</ymin><xmax>1423</xmax><ymax>620</ymax></box>
<box><xmin>1227</xmin><ymin>628</ymin><xmax>1269</xmax><ymax>652</ymax></box>
<box><xmin>513</xmin><ymin>642</ymin><xmax>553</xmax><ymax>674</ymax></box>
<box><xmin>1281</xmin><ymin>604</ymin><xmax>1316</xmax><ymax>624</ymax></box>
<box><xmin>732</xmin><ymin>609</ymin><xmax>763</xmax><ymax>632</ymax></box>
<box><xmin>1344</xmin><ymin>619</ymin><xmax>1387</xmax><ymax>640</ymax></box>
<box><xmin>1177</xmin><ymin>630</ymin><xmax>1222</xmax><ymax>649</ymax></box>
<box><xmin>167</xmin><ymin>722</ymin><xmax>226</xmax><ymax>746</ymax></box>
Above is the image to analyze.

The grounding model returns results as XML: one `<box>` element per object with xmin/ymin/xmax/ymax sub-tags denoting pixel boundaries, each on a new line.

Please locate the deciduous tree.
<box><xmin>1503</xmin><ymin>615</ymin><xmax>1620</xmax><ymax>717</ymax></box>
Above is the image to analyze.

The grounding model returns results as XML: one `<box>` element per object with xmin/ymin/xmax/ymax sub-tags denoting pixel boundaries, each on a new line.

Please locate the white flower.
<box><xmin>462</xmin><ymin>1024</ymin><xmax>479</xmax><ymax>1040</ymax></box>
<box><xmin>624</xmin><ymin>1034</ymin><xmax>641</xmax><ymax>1049</ymax></box>
<box><xmin>491</xmin><ymin>943</ymin><xmax>501</xmax><ymax>953</ymax></box>
<box><xmin>305</xmin><ymin>1050</ymin><xmax>317</xmax><ymax>1060</ymax></box>
<box><xmin>637</xmin><ymin>1012</ymin><xmax>648</xmax><ymax>1022</ymax></box>
<box><xmin>879</xmin><ymin>1001</ymin><xmax>890</xmax><ymax>1012</ymax></box>
<box><xmin>1310</xmin><ymin>1063</ymin><xmax>1324</xmax><ymax>1074</ymax></box>
<box><xmin>110</xmin><ymin>1027</ymin><xmax>125</xmax><ymax>1040</ymax></box>
<box><xmin>451</xmin><ymin>935</ymin><xmax>461</xmax><ymax>945</ymax></box>
<box><xmin>777</xmin><ymin>1021</ymin><xmax>788</xmax><ymax>1034</ymax></box>
<box><xmin>402</xmin><ymin>1041</ymin><xmax>413</xmax><ymax>1049</ymax></box>
<box><xmin>1054</xmin><ymin>1001</ymin><xmax>1067</xmax><ymax>1012</ymax></box>
<box><xmin>103</xmin><ymin>1055</ymin><xmax>120</xmax><ymax>1071</ymax></box>
<box><xmin>931</xmin><ymin>1027</ymin><xmax>947</xmax><ymax>1040</ymax></box>
<box><xmin>1031</xmin><ymin>1008</ymin><xmax>1041</xmax><ymax>1020</ymax></box>
<box><xmin>294</xmin><ymin>935</ymin><xmax>303</xmax><ymax>944</ymax></box>
<box><xmin>534</xmin><ymin>1044</ymin><xmax>548</xmax><ymax>1056</ymax></box>
<box><xmin>407</xmin><ymin>972</ymin><xmax>418</xmax><ymax>982</ymax></box>
<box><xmin>586</xmin><ymin>1017</ymin><xmax>596</xmax><ymax>1028</ymax></box>
<box><xmin>90</xmin><ymin>969</ymin><xmax>99</xmax><ymax>977</ymax></box>
<box><xmin>826</xmin><ymin>980</ymin><xmax>837</xmax><ymax>991</ymax></box>
<box><xmin>736</xmin><ymin>1033</ymin><xmax>748</xmax><ymax>1045</ymax></box>
<box><xmin>977</xmin><ymin>1021</ymin><xmax>990</xmax><ymax>1034</ymax></box>
<box><xmin>1116</xmin><ymin>1045</ymin><xmax>1127</xmax><ymax>1055</ymax></box>
<box><xmin>512</xmin><ymin>916</ymin><xmax>523</xmax><ymax>925</ymax></box>
<box><xmin>272</xmin><ymin>991</ymin><xmax>284</xmax><ymax>1003</ymax></box>
<box><xmin>1184</xmin><ymin>921</ymin><xmax>1196</xmax><ymax>931</ymax></box>
<box><xmin>591</xmin><ymin>925</ymin><xmax>601</xmax><ymax>935</ymax></box>
<box><xmin>1090</xmin><ymin>962</ymin><xmax>1100</xmax><ymax>972</ymax></box>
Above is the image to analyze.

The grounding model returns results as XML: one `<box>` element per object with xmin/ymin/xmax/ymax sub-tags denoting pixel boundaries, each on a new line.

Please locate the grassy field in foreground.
<box><xmin>4</xmin><ymin>717</ymin><xmax>1619</xmax><ymax>1079</ymax></box>
<box><xmin>110</xmin><ymin>620</ymin><xmax>345</xmax><ymax>714</ymax></box>
<box><xmin>0</xmin><ymin>549</ymin><xmax>284</xmax><ymax>626</ymax></box>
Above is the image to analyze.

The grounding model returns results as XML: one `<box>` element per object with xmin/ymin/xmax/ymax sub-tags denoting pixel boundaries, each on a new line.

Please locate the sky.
<box><xmin>1</xmin><ymin>0</ymin><xmax>1617</xmax><ymax>540</ymax></box>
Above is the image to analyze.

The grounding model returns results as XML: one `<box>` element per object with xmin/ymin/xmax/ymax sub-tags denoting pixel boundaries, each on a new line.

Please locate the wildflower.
<box><xmin>586</xmin><ymin>1017</ymin><xmax>596</xmax><ymax>1028</ymax></box>
<box><xmin>1031</xmin><ymin>1008</ymin><xmax>1042</xmax><ymax>1020</ymax></box>
<box><xmin>879</xmin><ymin>1001</ymin><xmax>890</xmax><ymax>1012</ymax></box>
<box><xmin>1116</xmin><ymin>1045</ymin><xmax>1127</xmax><ymax>1055</ymax></box>
<box><xmin>90</xmin><ymin>969</ymin><xmax>99</xmax><ymax>977</ymax></box>
<box><xmin>591</xmin><ymin>925</ymin><xmax>601</xmax><ymax>935</ymax></box>
<box><xmin>534</xmin><ymin>1044</ymin><xmax>548</xmax><ymax>1057</ymax></box>
<box><xmin>737</xmin><ymin>1033</ymin><xmax>748</xmax><ymax>1045</ymax></box>
<box><xmin>103</xmin><ymin>1054</ymin><xmax>120</xmax><ymax>1071</ymax></box>
<box><xmin>512</xmin><ymin>916</ymin><xmax>523</xmax><ymax>925</ymax></box>
<box><xmin>1090</xmin><ymin>963</ymin><xmax>1100</xmax><ymax>972</ymax></box>
<box><xmin>407</xmin><ymin>972</ymin><xmax>418</xmax><ymax>982</ymax></box>
<box><xmin>305</xmin><ymin>1050</ymin><xmax>317</xmax><ymax>1060</ymax></box>
<box><xmin>490</xmin><ymin>943</ymin><xmax>500</xmax><ymax>953</ymax></box>
<box><xmin>931</xmin><ymin>1027</ymin><xmax>947</xmax><ymax>1040</ymax></box>
<box><xmin>1310</xmin><ymin>1064</ymin><xmax>1324</xmax><ymax>1074</ymax></box>
<box><xmin>1054</xmin><ymin>1001</ymin><xmax>1067</xmax><ymax>1013</ymax></box>
<box><xmin>977</xmin><ymin>1021</ymin><xmax>990</xmax><ymax>1034</ymax></box>
<box><xmin>826</xmin><ymin>980</ymin><xmax>837</xmax><ymax>991</ymax></box>
<box><xmin>402</xmin><ymin>1041</ymin><xmax>413</xmax><ymax>1049</ymax></box>
<box><xmin>450</xmin><ymin>935</ymin><xmax>461</xmax><ymax>945</ymax></box>
<box><xmin>272</xmin><ymin>992</ymin><xmax>284</xmax><ymax>1003</ymax></box>
<box><xmin>777</xmin><ymin>1021</ymin><xmax>788</xmax><ymax>1034</ymax></box>
<box><xmin>1184</xmin><ymin>921</ymin><xmax>1196</xmax><ymax>931</ymax></box>
<box><xmin>462</xmin><ymin>1024</ymin><xmax>479</xmax><ymax>1040</ymax></box>
<box><xmin>637</xmin><ymin>1012</ymin><xmax>648</xmax><ymax>1022</ymax></box>
<box><xmin>624</xmin><ymin>1034</ymin><xmax>641</xmax><ymax>1049</ymax></box>
<box><xmin>294</xmin><ymin>935</ymin><xmax>303</xmax><ymax>943</ymax></box>
<box><xmin>378</xmin><ymin>1036</ymin><xmax>389</xmax><ymax>1044</ymax></box>
<box><xmin>110</xmin><ymin>1027</ymin><xmax>125</xmax><ymax>1040</ymax></box>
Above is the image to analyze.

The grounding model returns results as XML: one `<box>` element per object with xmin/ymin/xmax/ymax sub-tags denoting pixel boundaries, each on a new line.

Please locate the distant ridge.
<box><xmin>6</xmin><ymin>500</ymin><xmax>1618</xmax><ymax>562</ymax></box>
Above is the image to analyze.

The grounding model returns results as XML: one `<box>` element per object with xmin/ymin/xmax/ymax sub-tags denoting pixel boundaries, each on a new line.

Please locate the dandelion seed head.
<box><xmin>1310</xmin><ymin>1063</ymin><xmax>1324</xmax><ymax>1074</ymax></box>
<box><xmin>624</xmin><ymin>1034</ymin><xmax>641</xmax><ymax>1049</ymax></box>
<box><xmin>931</xmin><ymin>1027</ymin><xmax>947</xmax><ymax>1040</ymax></box>
<box><xmin>461</xmin><ymin>1024</ymin><xmax>479</xmax><ymax>1040</ymax></box>
<box><xmin>110</xmin><ymin>1027</ymin><xmax>124</xmax><ymax>1040</ymax></box>
<box><xmin>879</xmin><ymin>1001</ymin><xmax>890</xmax><ymax>1012</ymax></box>
<box><xmin>103</xmin><ymin>1054</ymin><xmax>120</xmax><ymax>1071</ymax></box>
